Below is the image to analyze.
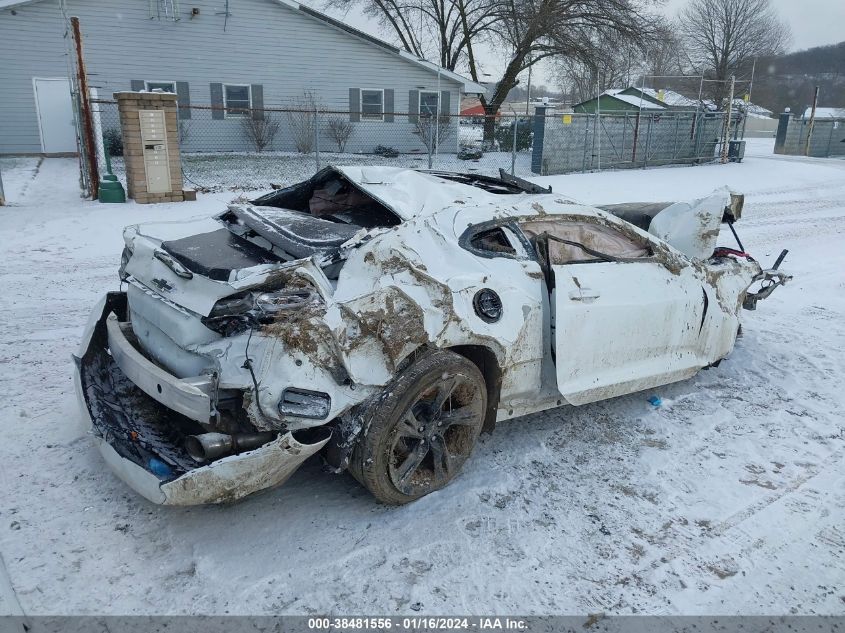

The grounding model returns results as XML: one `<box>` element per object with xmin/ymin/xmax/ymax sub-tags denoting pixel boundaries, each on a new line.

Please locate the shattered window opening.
<box><xmin>470</xmin><ymin>227</ymin><xmax>517</xmax><ymax>256</ymax></box>
<box><xmin>520</xmin><ymin>220</ymin><xmax>652</xmax><ymax>265</ymax></box>
<box><xmin>251</xmin><ymin>170</ymin><xmax>402</xmax><ymax>229</ymax></box>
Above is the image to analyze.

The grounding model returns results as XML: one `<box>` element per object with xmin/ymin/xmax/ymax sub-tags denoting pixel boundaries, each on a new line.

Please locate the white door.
<box><xmin>552</xmin><ymin>260</ymin><xmax>706</xmax><ymax>405</ymax></box>
<box><xmin>519</xmin><ymin>216</ymin><xmax>707</xmax><ymax>406</ymax></box>
<box><xmin>33</xmin><ymin>78</ymin><xmax>77</xmax><ymax>154</ymax></box>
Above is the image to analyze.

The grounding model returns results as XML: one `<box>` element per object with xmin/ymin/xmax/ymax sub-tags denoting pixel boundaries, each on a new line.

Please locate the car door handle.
<box><xmin>569</xmin><ymin>288</ymin><xmax>600</xmax><ymax>301</ymax></box>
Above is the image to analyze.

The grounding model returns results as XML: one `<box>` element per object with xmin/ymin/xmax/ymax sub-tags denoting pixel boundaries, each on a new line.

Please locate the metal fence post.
<box><xmin>805</xmin><ymin>86</ymin><xmax>819</xmax><ymax>157</ymax></box>
<box><xmin>71</xmin><ymin>16</ymin><xmax>99</xmax><ymax>199</ymax></box>
<box><xmin>632</xmin><ymin>112</ymin><xmax>640</xmax><ymax>164</ymax></box>
<box><xmin>581</xmin><ymin>116</ymin><xmax>590</xmax><ymax>173</ymax></box>
<box><xmin>531</xmin><ymin>106</ymin><xmax>547</xmax><ymax>174</ymax></box>
<box><xmin>643</xmin><ymin>114</ymin><xmax>652</xmax><ymax>168</ymax></box>
<box><xmin>0</xmin><ymin>164</ymin><xmax>5</xmax><ymax>206</ymax></box>
<box><xmin>511</xmin><ymin>112</ymin><xmax>517</xmax><ymax>175</ymax></box>
<box><xmin>672</xmin><ymin>114</ymin><xmax>679</xmax><ymax>160</ymax></box>
<box><xmin>428</xmin><ymin>115</ymin><xmax>434</xmax><ymax>169</ymax></box>
<box><xmin>621</xmin><ymin>112</ymin><xmax>628</xmax><ymax>164</ymax></box>
<box><xmin>314</xmin><ymin>105</ymin><xmax>320</xmax><ymax>171</ymax></box>
<box><xmin>826</xmin><ymin>122</ymin><xmax>834</xmax><ymax>157</ymax></box>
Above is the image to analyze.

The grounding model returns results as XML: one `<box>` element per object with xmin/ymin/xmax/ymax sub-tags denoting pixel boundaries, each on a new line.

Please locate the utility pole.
<box><xmin>721</xmin><ymin>75</ymin><xmax>735</xmax><ymax>163</ymax></box>
<box><xmin>805</xmin><ymin>86</ymin><xmax>819</xmax><ymax>157</ymax></box>
<box><xmin>524</xmin><ymin>62</ymin><xmax>532</xmax><ymax>116</ymax></box>
<box><xmin>739</xmin><ymin>57</ymin><xmax>756</xmax><ymax>140</ymax></box>
<box><xmin>596</xmin><ymin>77</ymin><xmax>601</xmax><ymax>171</ymax></box>
<box><xmin>71</xmin><ymin>16</ymin><xmax>99</xmax><ymax>199</ymax></box>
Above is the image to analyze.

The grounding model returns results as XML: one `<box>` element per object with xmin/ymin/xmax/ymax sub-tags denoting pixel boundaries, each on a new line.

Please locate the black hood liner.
<box><xmin>161</xmin><ymin>228</ymin><xmax>280</xmax><ymax>282</ymax></box>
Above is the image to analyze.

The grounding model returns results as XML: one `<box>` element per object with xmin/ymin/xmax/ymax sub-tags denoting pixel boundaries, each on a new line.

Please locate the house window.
<box><xmin>361</xmin><ymin>89</ymin><xmax>384</xmax><ymax>120</ymax></box>
<box><xmin>224</xmin><ymin>84</ymin><xmax>251</xmax><ymax>118</ymax></box>
<box><xmin>419</xmin><ymin>91</ymin><xmax>440</xmax><ymax>117</ymax></box>
<box><xmin>144</xmin><ymin>80</ymin><xmax>176</xmax><ymax>93</ymax></box>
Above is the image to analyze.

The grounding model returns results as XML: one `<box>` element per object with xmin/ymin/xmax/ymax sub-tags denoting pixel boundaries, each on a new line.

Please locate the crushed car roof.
<box><xmin>333</xmin><ymin>166</ymin><xmax>542</xmax><ymax>220</ymax></box>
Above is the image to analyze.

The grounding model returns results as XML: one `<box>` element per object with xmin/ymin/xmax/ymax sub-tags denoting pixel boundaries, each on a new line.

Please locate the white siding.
<box><xmin>0</xmin><ymin>0</ymin><xmax>463</xmax><ymax>154</ymax></box>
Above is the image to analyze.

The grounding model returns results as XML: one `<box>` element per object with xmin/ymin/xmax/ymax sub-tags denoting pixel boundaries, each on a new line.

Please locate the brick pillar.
<box><xmin>114</xmin><ymin>91</ymin><xmax>184</xmax><ymax>204</ymax></box>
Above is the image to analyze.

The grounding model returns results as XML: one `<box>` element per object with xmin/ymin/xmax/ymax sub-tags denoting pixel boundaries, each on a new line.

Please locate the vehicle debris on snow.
<box><xmin>73</xmin><ymin>166</ymin><xmax>791</xmax><ymax>505</ymax></box>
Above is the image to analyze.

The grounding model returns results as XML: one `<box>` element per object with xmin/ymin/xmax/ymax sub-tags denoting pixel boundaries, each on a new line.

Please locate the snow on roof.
<box><xmin>602</xmin><ymin>91</ymin><xmax>665</xmax><ymax>110</ymax></box>
<box><xmin>639</xmin><ymin>88</ymin><xmax>699</xmax><ymax>108</ymax></box>
<box><xmin>732</xmin><ymin>99</ymin><xmax>772</xmax><ymax>118</ymax></box>
<box><xmin>803</xmin><ymin>107</ymin><xmax>845</xmax><ymax>119</ymax></box>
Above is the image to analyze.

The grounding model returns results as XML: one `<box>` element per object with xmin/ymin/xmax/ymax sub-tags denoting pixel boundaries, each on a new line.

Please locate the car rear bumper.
<box><xmin>72</xmin><ymin>292</ymin><xmax>330</xmax><ymax>506</ymax></box>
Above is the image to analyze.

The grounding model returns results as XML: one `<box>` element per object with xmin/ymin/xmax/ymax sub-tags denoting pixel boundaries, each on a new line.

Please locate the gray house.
<box><xmin>0</xmin><ymin>0</ymin><xmax>484</xmax><ymax>155</ymax></box>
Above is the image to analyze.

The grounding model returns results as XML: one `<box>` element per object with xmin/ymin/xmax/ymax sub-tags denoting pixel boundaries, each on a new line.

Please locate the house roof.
<box><xmin>286</xmin><ymin>0</ymin><xmax>485</xmax><ymax>92</ymax></box>
<box><xmin>803</xmin><ymin>107</ymin><xmax>845</xmax><ymax>119</ymax></box>
<box><xmin>636</xmin><ymin>88</ymin><xmax>699</xmax><ymax>108</ymax></box>
<box><xmin>0</xmin><ymin>0</ymin><xmax>486</xmax><ymax>93</ymax></box>
<box><xmin>460</xmin><ymin>103</ymin><xmax>487</xmax><ymax>116</ymax></box>
<box><xmin>601</xmin><ymin>91</ymin><xmax>665</xmax><ymax>110</ymax></box>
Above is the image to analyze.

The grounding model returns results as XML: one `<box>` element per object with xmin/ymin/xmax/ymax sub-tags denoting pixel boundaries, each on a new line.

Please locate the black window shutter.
<box><xmin>210</xmin><ymin>83</ymin><xmax>224</xmax><ymax>120</ymax></box>
<box><xmin>176</xmin><ymin>81</ymin><xmax>191</xmax><ymax>119</ymax></box>
<box><xmin>130</xmin><ymin>79</ymin><xmax>144</xmax><ymax>92</ymax></box>
<box><xmin>384</xmin><ymin>89</ymin><xmax>394</xmax><ymax>122</ymax></box>
<box><xmin>349</xmin><ymin>88</ymin><xmax>360</xmax><ymax>122</ymax></box>
<box><xmin>250</xmin><ymin>84</ymin><xmax>264</xmax><ymax>120</ymax></box>
<box><xmin>440</xmin><ymin>90</ymin><xmax>451</xmax><ymax>116</ymax></box>
<box><xmin>409</xmin><ymin>90</ymin><xmax>419</xmax><ymax>123</ymax></box>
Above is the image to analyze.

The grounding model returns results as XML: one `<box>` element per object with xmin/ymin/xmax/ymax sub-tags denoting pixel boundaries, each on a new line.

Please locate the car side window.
<box><xmin>470</xmin><ymin>227</ymin><xmax>516</xmax><ymax>255</ymax></box>
<box><xmin>519</xmin><ymin>219</ymin><xmax>651</xmax><ymax>264</ymax></box>
<box><xmin>464</xmin><ymin>225</ymin><xmax>528</xmax><ymax>259</ymax></box>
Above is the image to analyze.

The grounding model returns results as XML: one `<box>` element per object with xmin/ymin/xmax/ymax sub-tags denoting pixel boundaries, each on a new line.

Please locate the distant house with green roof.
<box><xmin>572</xmin><ymin>89</ymin><xmax>666</xmax><ymax>113</ymax></box>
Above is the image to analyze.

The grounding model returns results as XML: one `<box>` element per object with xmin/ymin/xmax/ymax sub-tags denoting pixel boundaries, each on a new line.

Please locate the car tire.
<box><xmin>349</xmin><ymin>350</ymin><xmax>487</xmax><ymax>505</ymax></box>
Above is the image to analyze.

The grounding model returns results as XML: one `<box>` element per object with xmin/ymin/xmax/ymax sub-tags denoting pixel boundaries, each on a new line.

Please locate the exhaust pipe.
<box><xmin>185</xmin><ymin>432</ymin><xmax>275</xmax><ymax>462</ymax></box>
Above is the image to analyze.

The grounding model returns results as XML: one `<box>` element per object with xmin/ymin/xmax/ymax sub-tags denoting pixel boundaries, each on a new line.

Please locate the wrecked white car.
<box><xmin>74</xmin><ymin>167</ymin><xmax>791</xmax><ymax>505</ymax></box>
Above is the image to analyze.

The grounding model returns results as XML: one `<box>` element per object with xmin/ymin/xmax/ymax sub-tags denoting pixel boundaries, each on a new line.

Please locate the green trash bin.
<box><xmin>98</xmin><ymin>139</ymin><xmax>126</xmax><ymax>203</ymax></box>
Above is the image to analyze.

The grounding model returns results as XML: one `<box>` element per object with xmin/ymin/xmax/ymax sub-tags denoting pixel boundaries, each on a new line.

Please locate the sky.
<box><xmin>662</xmin><ymin>0</ymin><xmax>845</xmax><ymax>52</ymax></box>
<box><xmin>310</xmin><ymin>0</ymin><xmax>845</xmax><ymax>88</ymax></box>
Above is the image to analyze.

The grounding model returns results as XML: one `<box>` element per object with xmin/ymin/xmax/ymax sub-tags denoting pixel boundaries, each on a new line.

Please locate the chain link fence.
<box><xmin>532</xmin><ymin>110</ymin><xmax>743</xmax><ymax>175</ymax></box>
<box><xmin>774</xmin><ymin>115</ymin><xmax>845</xmax><ymax>158</ymax></box>
<box><xmin>89</xmin><ymin>99</ymin><xmax>745</xmax><ymax>192</ymax></box>
<box><xmin>90</xmin><ymin>99</ymin><xmax>534</xmax><ymax>192</ymax></box>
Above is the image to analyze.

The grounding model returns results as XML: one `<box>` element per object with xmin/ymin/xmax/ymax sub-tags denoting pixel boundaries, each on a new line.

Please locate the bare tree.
<box><xmin>325</xmin><ymin>116</ymin><xmax>354</xmax><ymax>152</ymax></box>
<box><xmin>473</xmin><ymin>0</ymin><xmax>660</xmax><ymax>142</ymax></box>
<box><xmin>557</xmin><ymin>23</ymin><xmax>687</xmax><ymax>104</ymax></box>
<box><xmin>241</xmin><ymin>115</ymin><xmax>280</xmax><ymax>152</ymax></box>
<box><xmin>556</xmin><ymin>32</ymin><xmax>644</xmax><ymax>103</ymax></box>
<box><xmin>328</xmin><ymin>0</ymin><xmax>657</xmax><ymax>143</ymax></box>
<box><xmin>286</xmin><ymin>91</ymin><xmax>320</xmax><ymax>154</ymax></box>
<box><xmin>413</xmin><ymin>114</ymin><xmax>453</xmax><ymax>155</ymax></box>
<box><xmin>644</xmin><ymin>23</ymin><xmax>687</xmax><ymax>81</ymax></box>
<box><xmin>678</xmin><ymin>0</ymin><xmax>790</xmax><ymax>105</ymax></box>
<box><xmin>325</xmin><ymin>0</ymin><xmax>499</xmax><ymax>70</ymax></box>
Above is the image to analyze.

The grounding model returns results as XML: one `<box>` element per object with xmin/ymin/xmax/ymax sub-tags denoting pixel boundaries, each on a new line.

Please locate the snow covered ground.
<box><xmin>0</xmin><ymin>139</ymin><xmax>843</xmax><ymax>616</ymax></box>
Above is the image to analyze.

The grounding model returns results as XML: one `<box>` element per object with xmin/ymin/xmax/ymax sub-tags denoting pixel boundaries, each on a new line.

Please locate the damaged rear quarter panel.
<box><xmin>323</xmin><ymin>208</ymin><xmax>547</xmax><ymax>401</ymax></box>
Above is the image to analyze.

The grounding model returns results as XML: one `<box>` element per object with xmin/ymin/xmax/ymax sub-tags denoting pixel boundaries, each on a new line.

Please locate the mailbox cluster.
<box><xmin>114</xmin><ymin>91</ymin><xmax>185</xmax><ymax>203</ymax></box>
